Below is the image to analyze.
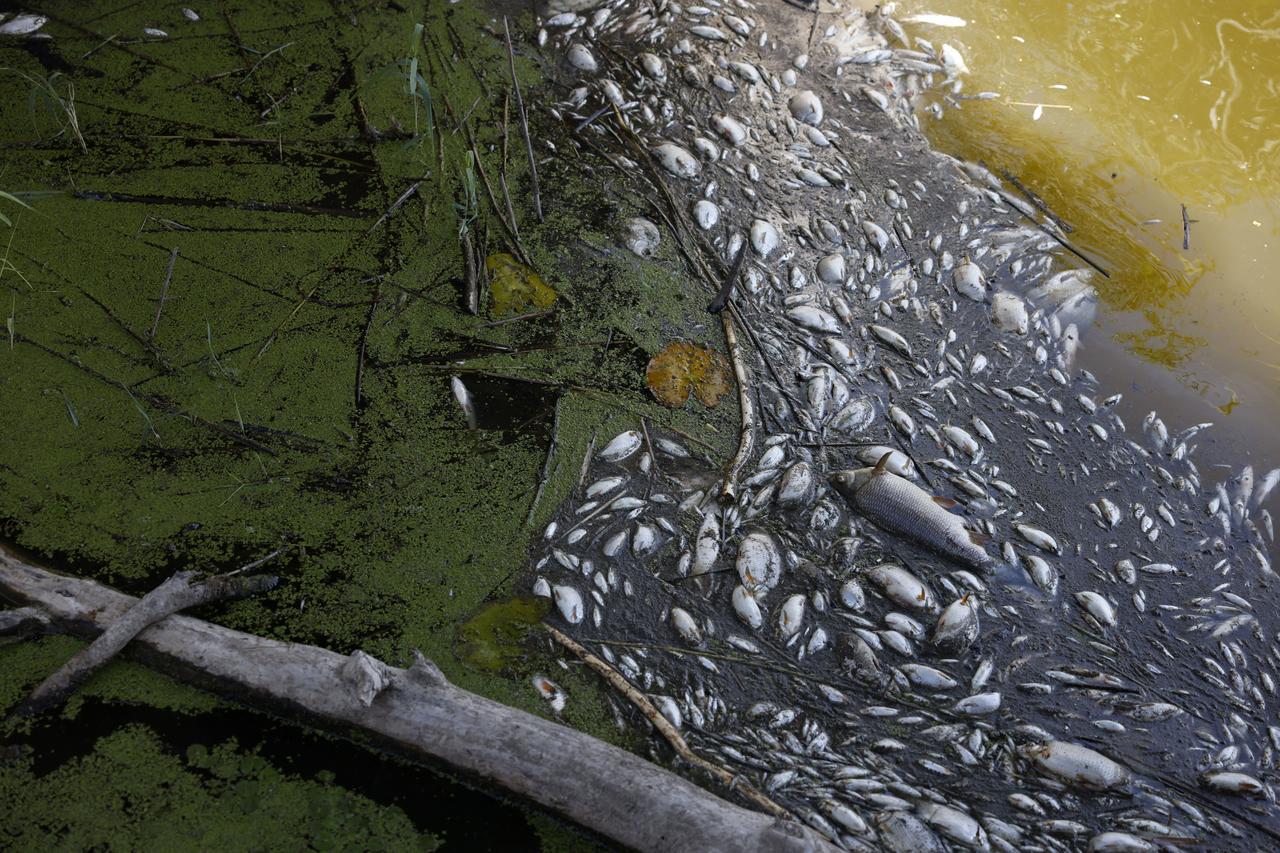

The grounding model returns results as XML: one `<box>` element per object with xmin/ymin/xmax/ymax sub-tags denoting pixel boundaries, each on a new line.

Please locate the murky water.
<box><xmin>900</xmin><ymin>0</ymin><xmax>1280</xmax><ymax>465</ymax></box>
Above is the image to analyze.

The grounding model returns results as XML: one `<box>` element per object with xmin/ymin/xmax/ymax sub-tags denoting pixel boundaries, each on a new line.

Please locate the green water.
<box><xmin>0</xmin><ymin>1</ymin><xmax>732</xmax><ymax>846</ymax></box>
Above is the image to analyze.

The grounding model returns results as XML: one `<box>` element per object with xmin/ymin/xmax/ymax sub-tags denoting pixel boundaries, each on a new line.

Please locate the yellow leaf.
<box><xmin>646</xmin><ymin>341</ymin><xmax>731</xmax><ymax>408</ymax></box>
<box><xmin>486</xmin><ymin>252</ymin><xmax>557</xmax><ymax>317</ymax></box>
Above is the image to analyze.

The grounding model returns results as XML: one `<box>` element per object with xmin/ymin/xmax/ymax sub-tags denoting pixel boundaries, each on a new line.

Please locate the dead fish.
<box><xmin>816</xmin><ymin>254</ymin><xmax>846</xmax><ymax>284</ymax></box>
<box><xmin>1021</xmin><ymin>740</ymin><xmax>1130</xmax><ymax>790</ymax></box>
<box><xmin>692</xmin><ymin>510</ymin><xmax>719</xmax><ymax>576</ymax></box>
<box><xmin>953</xmin><ymin>692</ymin><xmax>1001</xmax><ymax>716</ymax></box>
<box><xmin>599</xmin><ymin>430</ymin><xmax>642</xmax><ymax>462</ymax></box>
<box><xmin>670</xmin><ymin>606</ymin><xmax>703</xmax><ymax>643</ymax></box>
<box><xmin>871</xmin><ymin>324</ymin><xmax>912</xmax><ymax>357</ymax></box>
<box><xmin>566</xmin><ymin>43</ymin><xmax>597</xmax><ymax>71</ymax></box>
<box><xmin>450</xmin><ymin>376</ymin><xmax>477</xmax><ymax>429</ymax></box>
<box><xmin>0</xmin><ymin>13</ymin><xmax>48</xmax><ymax>35</ymax></box>
<box><xmin>1015</xmin><ymin>523</ymin><xmax>1060</xmax><ymax>553</ymax></box>
<box><xmin>732</xmin><ymin>585</ymin><xmax>764</xmax><ymax>629</ymax></box>
<box><xmin>652</xmin><ymin>142</ymin><xmax>701</xmax><ymax>178</ymax></box>
<box><xmin>531</xmin><ymin>674</ymin><xmax>567</xmax><ymax>713</ymax></box>
<box><xmin>710</xmin><ymin>113</ymin><xmax>748</xmax><ymax>146</ymax></box>
<box><xmin>830</xmin><ymin>456</ymin><xmax>992</xmax><ymax>568</ymax></box>
<box><xmin>866</xmin><ymin>564</ymin><xmax>935</xmax><ymax>611</ymax></box>
<box><xmin>777</xmin><ymin>594</ymin><xmax>806</xmax><ymax>638</ymax></box>
<box><xmin>953</xmin><ymin>257</ymin><xmax>986</xmax><ymax>301</ymax></box>
<box><xmin>1201</xmin><ymin>771</ymin><xmax>1265</xmax><ymax>797</ymax></box>
<box><xmin>1087</xmin><ymin>832</ymin><xmax>1155</xmax><ymax>853</ymax></box>
<box><xmin>777</xmin><ymin>461</ymin><xmax>816</xmax><ymax>508</ymax></box>
<box><xmin>933</xmin><ymin>593</ymin><xmax>979</xmax><ymax>650</ymax></box>
<box><xmin>787</xmin><ymin>305</ymin><xmax>840</xmax><ymax>334</ymax></box>
<box><xmin>736</xmin><ymin>530</ymin><xmax>782</xmax><ymax>589</ymax></box>
<box><xmin>916</xmin><ymin>802</ymin><xmax>988</xmax><ymax>849</ymax></box>
<box><xmin>692</xmin><ymin>199</ymin><xmax>720</xmax><ymax>229</ymax></box>
<box><xmin>788</xmin><ymin>90</ymin><xmax>824</xmax><ymax>125</ymax></box>
<box><xmin>1075</xmin><ymin>591</ymin><xmax>1117</xmax><ymax>627</ymax></box>
<box><xmin>552</xmin><ymin>585</ymin><xmax>584</xmax><ymax>624</ymax></box>
<box><xmin>620</xmin><ymin>217</ymin><xmax>660</xmax><ymax>257</ymax></box>
<box><xmin>900</xmin><ymin>663</ymin><xmax>958</xmax><ymax>690</ymax></box>
<box><xmin>750</xmin><ymin>218</ymin><xmax>780</xmax><ymax>256</ymax></box>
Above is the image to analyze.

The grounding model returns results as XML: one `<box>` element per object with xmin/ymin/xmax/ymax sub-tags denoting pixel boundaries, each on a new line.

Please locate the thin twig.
<box><xmin>525</xmin><ymin>395</ymin><xmax>562</xmax><ymax>527</ymax></box>
<box><xmin>639</xmin><ymin>417</ymin><xmax>660</xmax><ymax>495</ymax></box>
<box><xmin>79</xmin><ymin>287</ymin><xmax>172</xmax><ymax>372</ymax></box>
<box><xmin>363</xmin><ymin>181</ymin><xmax>421</xmax><ymax>236</ymax></box>
<box><xmin>503</xmin><ymin>17</ymin><xmax>542</xmax><ymax>222</ymax></box>
<box><xmin>1008</xmin><ymin>201</ymin><xmax>1109</xmax><ymax>279</ymax></box>
<box><xmin>544</xmin><ymin>624</ymin><xmax>791</xmax><ymax>820</ymax></box>
<box><xmin>706</xmin><ymin>238</ymin><xmax>747</xmax><ymax>314</ymax></box>
<box><xmin>476</xmin><ymin>309</ymin><xmax>550</xmax><ymax>328</ymax></box>
<box><xmin>442</xmin><ymin>92</ymin><xmax>530</xmax><ymax>265</ymax></box>
<box><xmin>1000</xmin><ymin>170</ymin><xmax>1073</xmax><ymax>233</ymax></box>
<box><xmin>148</xmin><ymin>247</ymin><xmax>179</xmax><ymax>341</ymax></box>
<box><xmin>17</xmin><ymin>333</ymin><xmax>278</xmax><ymax>456</ymax></box>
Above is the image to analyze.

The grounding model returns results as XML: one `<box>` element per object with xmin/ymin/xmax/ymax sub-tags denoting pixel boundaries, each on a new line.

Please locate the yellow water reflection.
<box><xmin>899</xmin><ymin>1</ymin><xmax>1280</xmax><ymax>425</ymax></box>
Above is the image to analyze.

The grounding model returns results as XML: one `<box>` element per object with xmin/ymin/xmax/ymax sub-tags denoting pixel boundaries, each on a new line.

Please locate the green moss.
<box><xmin>0</xmin><ymin>724</ymin><xmax>437</xmax><ymax>851</ymax></box>
<box><xmin>0</xmin><ymin>635</ymin><xmax>226</xmax><ymax>719</ymax></box>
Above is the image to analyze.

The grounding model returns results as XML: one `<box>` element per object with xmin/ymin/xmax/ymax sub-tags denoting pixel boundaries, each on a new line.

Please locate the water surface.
<box><xmin>901</xmin><ymin>0</ymin><xmax>1280</xmax><ymax>465</ymax></box>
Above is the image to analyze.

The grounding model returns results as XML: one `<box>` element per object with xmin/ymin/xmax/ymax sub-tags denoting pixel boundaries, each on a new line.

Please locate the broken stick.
<box><xmin>16</xmin><ymin>568</ymin><xmax>277</xmax><ymax>716</ymax></box>
<box><xmin>544</xmin><ymin>624</ymin><xmax>792</xmax><ymax>821</ymax></box>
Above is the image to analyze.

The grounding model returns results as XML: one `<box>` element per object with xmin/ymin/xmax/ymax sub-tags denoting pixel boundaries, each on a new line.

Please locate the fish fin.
<box><xmin>873</xmin><ymin>452</ymin><xmax>894</xmax><ymax>475</ymax></box>
<box><xmin>932</xmin><ymin>495</ymin><xmax>959</xmax><ymax>509</ymax></box>
<box><xmin>968</xmin><ymin>530</ymin><xmax>990</xmax><ymax>546</ymax></box>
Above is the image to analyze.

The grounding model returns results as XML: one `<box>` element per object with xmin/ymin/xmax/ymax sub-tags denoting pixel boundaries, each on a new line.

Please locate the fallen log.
<box><xmin>17</xmin><ymin>569</ymin><xmax>278</xmax><ymax>716</ymax></box>
<box><xmin>0</xmin><ymin>544</ymin><xmax>838</xmax><ymax>853</ymax></box>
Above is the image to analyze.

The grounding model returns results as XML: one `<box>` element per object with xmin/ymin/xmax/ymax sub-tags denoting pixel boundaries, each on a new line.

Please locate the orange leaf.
<box><xmin>645</xmin><ymin>341</ymin><xmax>731</xmax><ymax>408</ymax></box>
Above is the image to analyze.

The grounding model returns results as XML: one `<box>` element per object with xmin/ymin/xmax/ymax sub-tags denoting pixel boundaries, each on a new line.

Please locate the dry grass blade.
<box><xmin>504</xmin><ymin>17</ymin><xmax>542</xmax><ymax>222</ymax></box>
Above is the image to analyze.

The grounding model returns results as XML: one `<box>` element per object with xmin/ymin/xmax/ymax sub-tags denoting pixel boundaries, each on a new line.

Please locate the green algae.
<box><xmin>0</xmin><ymin>725</ymin><xmax>438</xmax><ymax>851</ymax></box>
<box><xmin>457</xmin><ymin>595</ymin><xmax>552</xmax><ymax>672</ymax></box>
<box><xmin>0</xmin><ymin>635</ymin><xmax>226</xmax><ymax>719</ymax></box>
<box><xmin>1</xmin><ymin>0</ymin><xmax>736</xmax><ymax>846</ymax></box>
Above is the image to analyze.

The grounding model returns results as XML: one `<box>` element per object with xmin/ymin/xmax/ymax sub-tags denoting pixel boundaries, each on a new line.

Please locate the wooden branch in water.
<box><xmin>1000</xmin><ymin>170</ymin><xmax>1073</xmax><ymax>233</ymax></box>
<box><xmin>16</xmin><ymin>568</ymin><xmax>278</xmax><ymax>716</ymax></box>
<box><xmin>0</xmin><ymin>605</ymin><xmax>48</xmax><ymax>637</ymax></box>
<box><xmin>706</xmin><ymin>239</ymin><xmax>747</xmax><ymax>314</ymax></box>
<box><xmin>461</xmin><ymin>228</ymin><xmax>480</xmax><ymax>315</ymax></box>
<box><xmin>0</xmin><ymin>546</ymin><xmax>837</xmax><ymax>853</ymax></box>
<box><xmin>543</xmin><ymin>625</ymin><xmax>795</xmax><ymax>821</ymax></box>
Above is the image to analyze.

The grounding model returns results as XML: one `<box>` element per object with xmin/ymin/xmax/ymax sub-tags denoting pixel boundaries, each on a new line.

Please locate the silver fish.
<box><xmin>830</xmin><ymin>456</ymin><xmax>991</xmax><ymax>567</ymax></box>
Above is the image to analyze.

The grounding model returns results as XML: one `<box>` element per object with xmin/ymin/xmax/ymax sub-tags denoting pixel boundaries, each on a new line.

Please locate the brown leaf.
<box><xmin>646</xmin><ymin>341</ymin><xmax>731</xmax><ymax>408</ymax></box>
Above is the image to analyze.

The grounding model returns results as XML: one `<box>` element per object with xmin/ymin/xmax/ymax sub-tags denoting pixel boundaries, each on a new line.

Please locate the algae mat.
<box><xmin>0</xmin><ymin>2</ymin><xmax>735</xmax><ymax>846</ymax></box>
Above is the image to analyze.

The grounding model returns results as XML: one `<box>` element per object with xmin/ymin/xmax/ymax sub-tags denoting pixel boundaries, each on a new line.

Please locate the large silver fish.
<box><xmin>829</xmin><ymin>454</ymin><xmax>992</xmax><ymax>568</ymax></box>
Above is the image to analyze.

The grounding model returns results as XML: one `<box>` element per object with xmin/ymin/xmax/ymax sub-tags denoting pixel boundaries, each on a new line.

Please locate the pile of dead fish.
<box><xmin>520</xmin><ymin>1</ymin><xmax>1279</xmax><ymax>849</ymax></box>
